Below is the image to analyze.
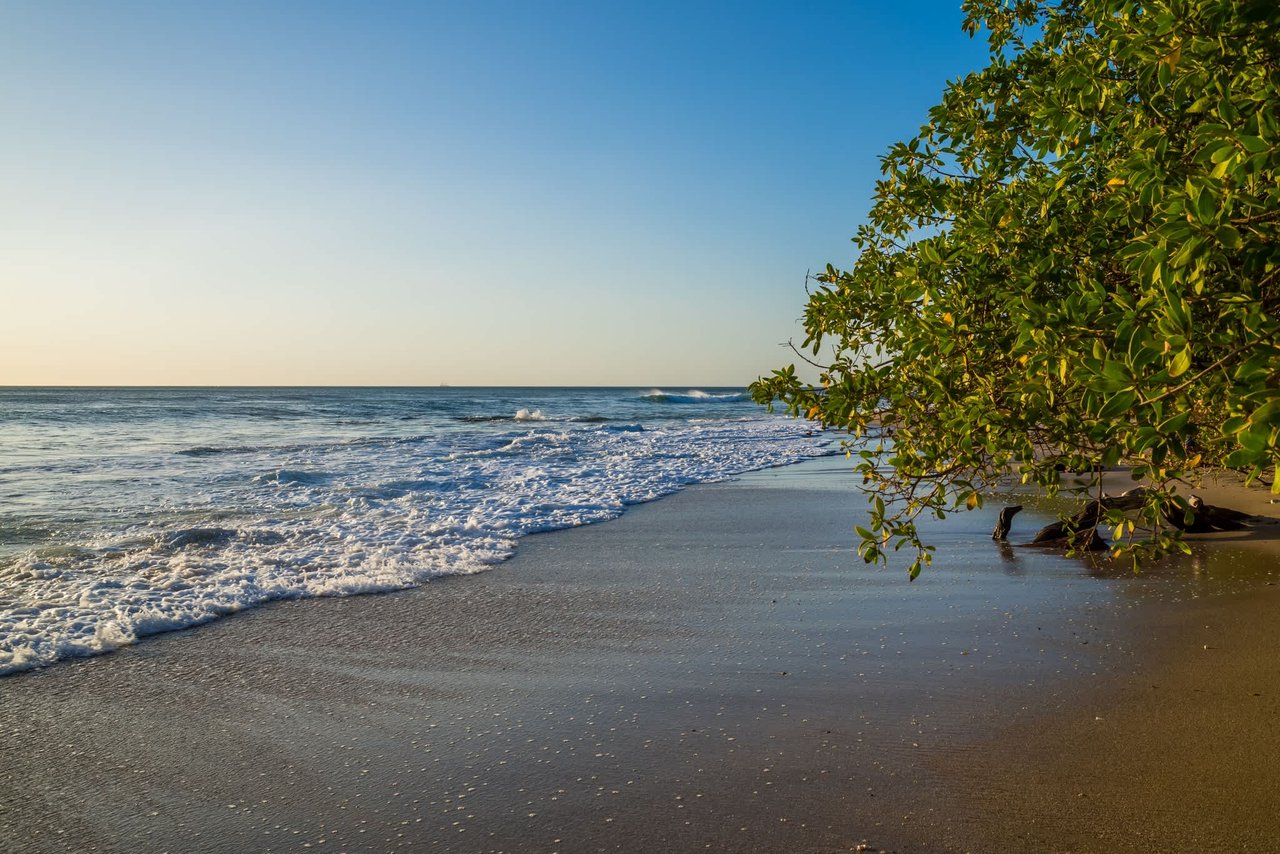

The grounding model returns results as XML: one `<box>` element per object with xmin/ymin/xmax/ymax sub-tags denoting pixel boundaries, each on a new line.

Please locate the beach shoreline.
<box><xmin>2</xmin><ymin>457</ymin><xmax>1277</xmax><ymax>852</ymax></box>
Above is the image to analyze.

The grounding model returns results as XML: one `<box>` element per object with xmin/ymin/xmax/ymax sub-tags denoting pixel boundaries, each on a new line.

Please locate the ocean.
<box><xmin>0</xmin><ymin>386</ymin><xmax>832</xmax><ymax>675</ymax></box>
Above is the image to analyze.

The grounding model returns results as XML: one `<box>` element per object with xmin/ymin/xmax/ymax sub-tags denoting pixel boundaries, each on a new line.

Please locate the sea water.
<box><xmin>0</xmin><ymin>387</ymin><xmax>832</xmax><ymax>674</ymax></box>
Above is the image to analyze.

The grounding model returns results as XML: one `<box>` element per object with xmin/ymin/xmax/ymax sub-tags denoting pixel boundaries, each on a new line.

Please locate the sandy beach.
<box><xmin>2</xmin><ymin>457</ymin><xmax>1278</xmax><ymax>853</ymax></box>
<box><xmin>11</xmin><ymin>1</ymin><xmax>1280</xmax><ymax>851</ymax></box>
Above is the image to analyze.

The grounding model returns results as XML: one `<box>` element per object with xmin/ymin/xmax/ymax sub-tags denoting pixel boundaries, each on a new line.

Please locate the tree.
<box><xmin>751</xmin><ymin>0</ymin><xmax>1280</xmax><ymax>578</ymax></box>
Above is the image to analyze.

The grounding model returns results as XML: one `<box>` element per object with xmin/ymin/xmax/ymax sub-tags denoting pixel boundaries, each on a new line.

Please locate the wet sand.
<box><xmin>1</xmin><ymin>458</ymin><xmax>1277</xmax><ymax>852</ymax></box>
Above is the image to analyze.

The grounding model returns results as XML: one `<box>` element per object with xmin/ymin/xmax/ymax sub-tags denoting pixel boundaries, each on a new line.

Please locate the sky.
<box><xmin>1</xmin><ymin>1</ymin><xmax>990</xmax><ymax>386</ymax></box>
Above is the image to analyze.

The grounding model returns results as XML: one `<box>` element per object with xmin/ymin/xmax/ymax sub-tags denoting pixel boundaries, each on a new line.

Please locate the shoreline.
<box><xmin>2</xmin><ymin>457</ymin><xmax>1277</xmax><ymax>851</ymax></box>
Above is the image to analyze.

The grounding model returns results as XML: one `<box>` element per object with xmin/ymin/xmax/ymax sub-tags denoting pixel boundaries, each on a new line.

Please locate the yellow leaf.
<box><xmin>942</xmin><ymin>311</ymin><xmax>954</xmax><ymax>325</ymax></box>
<box><xmin>965</xmin><ymin>492</ymin><xmax>979</xmax><ymax>510</ymax></box>
<box><xmin>1106</xmin><ymin>177</ymin><xmax>1127</xmax><ymax>188</ymax></box>
<box><xmin>1162</xmin><ymin>42</ymin><xmax>1182</xmax><ymax>73</ymax></box>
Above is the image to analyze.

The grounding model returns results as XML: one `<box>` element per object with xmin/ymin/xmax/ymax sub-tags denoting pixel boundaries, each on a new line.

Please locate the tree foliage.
<box><xmin>752</xmin><ymin>0</ymin><xmax>1280</xmax><ymax>577</ymax></box>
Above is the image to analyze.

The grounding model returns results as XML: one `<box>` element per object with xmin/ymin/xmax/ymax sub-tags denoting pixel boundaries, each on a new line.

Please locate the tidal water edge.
<box><xmin>0</xmin><ymin>387</ymin><xmax>829</xmax><ymax>674</ymax></box>
<box><xmin>3</xmin><ymin>457</ymin><xmax>1277</xmax><ymax>852</ymax></box>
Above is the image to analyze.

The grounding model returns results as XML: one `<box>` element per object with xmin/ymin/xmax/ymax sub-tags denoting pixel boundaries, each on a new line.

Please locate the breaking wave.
<box><xmin>641</xmin><ymin>389</ymin><xmax>748</xmax><ymax>403</ymax></box>
<box><xmin>0</xmin><ymin>387</ymin><xmax>832</xmax><ymax>676</ymax></box>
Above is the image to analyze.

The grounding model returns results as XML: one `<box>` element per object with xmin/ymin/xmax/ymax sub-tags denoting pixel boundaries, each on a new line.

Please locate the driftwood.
<box><xmin>998</xmin><ymin>487</ymin><xmax>1254</xmax><ymax>551</ymax></box>
<box><xmin>1027</xmin><ymin>488</ymin><xmax>1153</xmax><ymax>550</ymax></box>
<box><xmin>1161</xmin><ymin>495</ymin><xmax>1251</xmax><ymax>533</ymax></box>
<box><xmin>991</xmin><ymin>505</ymin><xmax>1022</xmax><ymax>541</ymax></box>
<box><xmin>1029</xmin><ymin>514</ymin><xmax>1109</xmax><ymax>550</ymax></box>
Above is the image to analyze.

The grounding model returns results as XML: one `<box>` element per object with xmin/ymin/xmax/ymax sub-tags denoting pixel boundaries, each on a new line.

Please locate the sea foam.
<box><xmin>0</xmin><ymin>389</ymin><xmax>831</xmax><ymax>675</ymax></box>
<box><xmin>641</xmin><ymin>389</ymin><xmax>748</xmax><ymax>403</ymax></box>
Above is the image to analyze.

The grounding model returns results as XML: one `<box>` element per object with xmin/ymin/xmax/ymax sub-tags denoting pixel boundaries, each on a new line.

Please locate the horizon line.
<box><xmin>0</xmin><ymin>383</ymin><xmax>756</xmax><ymax>390</ymax></box>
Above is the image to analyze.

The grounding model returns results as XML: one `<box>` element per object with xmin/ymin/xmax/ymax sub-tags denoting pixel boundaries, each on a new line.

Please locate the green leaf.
<box><xmin>1101</xmin><ymin>444</ymin><xmax>1122</xmax><ymax>468</ymax></box>
<box><xmin>1215</xmin><ymin>225</ymin><xmax>1243</xmax><ymax>249</ymax></box>
<box><xmin>1208</xmin><ymin>141</ymin><xmax>1237</xmax><ymax>163</ymax></box>
<box><xmin>1193</xmin><ymin>191</ymin><xmax>1217</xmax><ymax>225</ymax></box>
<box><xmin>1239</xmin><ymin>424</ymin><xmax>1272</xmax><ymax>453</ymax></box>
<box><xmin>1234</xmin><ymin>351</ymin><xmax>1276</xmax><ymax>382</ymax></box>
<box><xmin>1099</xmin><ymin>389</ymin><xmax>1137</xmax><ymax>420</ymax></box>
<box><xmin>1238</xmin><ymin>135</ymin><xmax>1269</xmax><ymax>154</ymax></box>
<box><xmin>1168</xmin><ymin>346</ymin><xmax>1192</xmax><ymax>378</ymax></box>
<box><xmin>1158</xmin><ymin>410</ymin><xmax>1191</xmax><ymax>434</ymax></box>
<box><xmin>1249</xmin><ymin>399</ymin><xmax>1280</xmax><ymax>427</ymax></box>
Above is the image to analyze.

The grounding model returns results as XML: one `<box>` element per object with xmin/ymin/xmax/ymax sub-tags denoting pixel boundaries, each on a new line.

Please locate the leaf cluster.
<box><xmin>753</xmin><ymin>0</ymin><xmax>1280</xmax><ymax>577</ymax></box>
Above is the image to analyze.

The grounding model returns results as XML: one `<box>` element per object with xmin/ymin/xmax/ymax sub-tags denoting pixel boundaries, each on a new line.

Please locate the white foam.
<box><xmin>0</xmin><ymin>416</ymin><xmax>831</xmax><ymax>675</ymax></box>
<box><xmin>641</xmin><ymin>389</ymin><xmax>747</xmax><ymax>403</ymax></box>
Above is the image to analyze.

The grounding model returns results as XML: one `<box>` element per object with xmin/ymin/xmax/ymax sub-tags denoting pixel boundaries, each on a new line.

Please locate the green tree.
<box><xmin>752</xmin><ymin>0</ymin><xmax>1280</xmax><ymax>578</ymax></box>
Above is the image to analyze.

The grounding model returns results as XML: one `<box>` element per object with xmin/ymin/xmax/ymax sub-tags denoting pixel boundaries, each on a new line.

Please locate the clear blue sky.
<box><xmin>1</xmin><ymin>1</ymin><xmax>989</xmax><ymax>386</ymax></box>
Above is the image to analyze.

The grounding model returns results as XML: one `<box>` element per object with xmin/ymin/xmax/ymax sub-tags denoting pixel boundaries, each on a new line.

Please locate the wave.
<box><xmin>0</xmin><ymin>519</ymin><xmax>56</xmax><ymax>546</ymax></box>
<box><xmin>459</xmin><ymin>412</ymin><xmax>610</xmax><ymax>424</ymax></box>
<box><xmin>459</xmin><ymin>408</ymin><xmax>549</xmax><ymax>422</ymax></box>
<box><xmin>458</xmin><ymin>408</ymin><xmax>549</xmax><ymax>423</ymax></box>
<box><xmin>344</xmin><ymin>478</ymin><xmax>448</xmax><ymax>500</ymax></box>
<box><xmin>640</xmin><ymin>389</ymin><xmax>748</xmax><ymax>403</ymax></box>
<box><xmin>154</xmin><ymin>527</ymin><xmax>239</xmax><ymax>550</ymax></box>
<box><xmin>176</xmin><ymin>434</ymin><xmax>429</xmax><ymax>458</ymax></box>
<box><xmin>176</xmin><ymin>445</ymin><xmax>257</xmax><ymax>457</ymax></box>
<box><xmin>254</xmin><ymin>469</ymin><xmax>331</xmax><ymax>486</ymax></box>
<box><xmin>1</xmin><ymin>411</ymin><xmax>832</xmax><ymax>676</ymax></box>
